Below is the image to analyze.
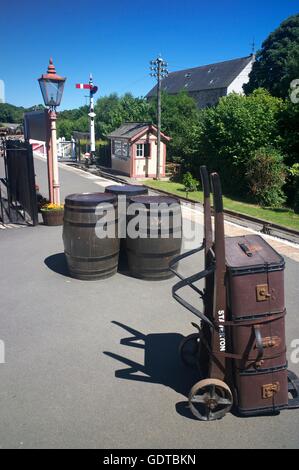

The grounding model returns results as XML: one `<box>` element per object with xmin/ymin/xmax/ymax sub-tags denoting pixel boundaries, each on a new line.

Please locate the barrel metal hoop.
<box><xmin>126</xmin><ymin>247</ymin><xmax>180</xmax><ymax>259</ymax></box>
<box><xmin>65</xmin><ymin>251</ymin><xmax>120</xmax><ymax>261</ymax></box>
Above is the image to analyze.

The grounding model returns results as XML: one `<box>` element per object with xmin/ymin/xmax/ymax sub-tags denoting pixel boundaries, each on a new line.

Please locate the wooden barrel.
<box><xmin>63</xmin><ymin>193</ymin><xmax>119</xmax><ymax>280</ymax></box>
<box><xmin>105</xmin><ymin>184</ymin><xmax>148</xmax><ymax>198</ymax></box>
<box><xmin>126</xmin><ymin>195</ymin><xmax>182</xmax><ymax>280</ymax></box>
<box><xmin>105</xmin><ymin>185</ymin><xmax>149</xmax><ymax>269</ymax></box>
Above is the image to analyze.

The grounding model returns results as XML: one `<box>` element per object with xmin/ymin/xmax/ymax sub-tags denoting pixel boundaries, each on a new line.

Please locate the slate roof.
<box><xmin>146</xmin><ymin>56</ymin><xmax>253</xmax><ymax>97</ymax></box>
<box><xmin>107</xmin><ymin>122</ymin><xmax>152</xmax><ymax>140</ymax></box>
<box><xmin>107</xmin><ymin>122</ymin><xmax>170</xmax><ymax>141</ymax></box>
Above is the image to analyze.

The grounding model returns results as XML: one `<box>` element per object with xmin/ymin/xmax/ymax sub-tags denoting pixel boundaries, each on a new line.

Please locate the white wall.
<box><xmin>227</xmin><ymin>58</ymin><xmax>254</xmax><ymax>95</ymax></box>
<box><xmin>134</xmin><ymin>134</ymin><xmax>165</xmax><ymax>177</ymax></box>
<box><xmin>111</xmin><ymin>139</ymin><xmax>131</xmax><ymax>175</ymax></box>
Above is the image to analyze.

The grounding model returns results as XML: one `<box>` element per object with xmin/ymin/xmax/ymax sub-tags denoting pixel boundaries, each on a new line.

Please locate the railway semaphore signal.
<box><xmin>75</xmin><ymin>74</ymin><xmax>98</xmax><ymax>162</ymax></box>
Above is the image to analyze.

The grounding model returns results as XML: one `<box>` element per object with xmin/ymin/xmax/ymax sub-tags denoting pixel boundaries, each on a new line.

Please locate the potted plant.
<box><xmin>41</xmin><ymin>203</ymin><xmax>64</xmax><ymax>226</ymax></box>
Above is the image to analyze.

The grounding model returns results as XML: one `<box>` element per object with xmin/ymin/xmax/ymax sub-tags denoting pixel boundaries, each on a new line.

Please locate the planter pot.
<box><xmin>41</xmin><ymin>209</ymin><xmax>64</xmax><ymax>226</ymax></box>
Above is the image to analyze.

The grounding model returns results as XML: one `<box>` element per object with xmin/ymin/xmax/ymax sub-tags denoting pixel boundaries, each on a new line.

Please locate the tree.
<box><xmin>148</xmin><ymin>91</ymin><xmax>200</xmax><ymax>162</ymax></box>
<box><xmin>244</xmin><ymin>14</ymin><xmax>299</xmax><ymax>98</ymax></box>
<box><xmin>0</xmin><ymin>103</ymin><xmax>44</xmax><ymax>124</ymax></box>
<box><xmin>94</xmin><ymin>93</ymin><xmax>150</xmax><ymax>138</ymax></box>
<box><xmin>190</xmin><ymin>89</ymin><xmax>284</xmax><ymax>196</ymax></box>
<box><xmin>245</xmin><ymin>147</ymin><xmax>286</xmax><ymax>207</ymax></box>
<box><xmin>278</xmin><ymin>99</ymin><xmax>299</xmax><ymax>167</ymax></box>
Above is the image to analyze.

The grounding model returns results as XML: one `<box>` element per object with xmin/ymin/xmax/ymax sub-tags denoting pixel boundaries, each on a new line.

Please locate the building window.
<box><xmin>113</xmin><ymin>139</ymin><xmax>129</xmax><ymax>159</ymax></box>
<box><xmin>136</xmin><ymin>143</ymin><xmax>144</xmax><ymax>157</ymax></box>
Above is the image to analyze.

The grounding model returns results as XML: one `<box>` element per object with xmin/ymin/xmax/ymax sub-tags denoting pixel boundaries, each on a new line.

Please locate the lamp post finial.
<box><xmin>47</xmin><ymin>57</ymin><xmax>56</xmax><ymax>75</ymax></box>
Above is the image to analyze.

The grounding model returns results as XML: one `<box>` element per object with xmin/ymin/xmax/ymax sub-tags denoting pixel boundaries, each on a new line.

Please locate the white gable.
<box><xmin>227</xmin><ymin>57</ymin><xmax>254</xmax><ymax>95</ymax></box>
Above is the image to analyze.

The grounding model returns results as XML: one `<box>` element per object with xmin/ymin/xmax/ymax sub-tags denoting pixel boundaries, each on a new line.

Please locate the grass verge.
<box><xmin>143</xmin><ymin>180</ymin><xmax>299</xmax><ymax>231</ymax></box>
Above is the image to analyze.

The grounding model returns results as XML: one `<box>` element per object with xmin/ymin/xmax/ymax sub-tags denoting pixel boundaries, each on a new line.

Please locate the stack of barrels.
<box><xmin>62</xmin><ymin>184</ymin><xmax>182</xmax><ymax>280</ymax></box>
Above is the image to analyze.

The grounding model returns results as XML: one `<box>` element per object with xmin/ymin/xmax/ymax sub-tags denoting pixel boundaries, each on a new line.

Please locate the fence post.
<box><xmin>26</xmin><ymin>141</ymin><xmax>39</xmax><ymax>226</ymax></box>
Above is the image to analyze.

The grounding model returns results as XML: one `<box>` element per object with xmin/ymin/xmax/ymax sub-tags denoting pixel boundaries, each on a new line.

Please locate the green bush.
<box><xmin>288</xmin><ymin>164</ymin><xmax>299</xmax><ymax>211</ymax></box>
<box><xmin>192</xmin><ymin>89</ymin><xmax>284</xmax><ymax>196</ymax></box>
<box><xmin>294</xmin><ymin>190</ymin><xmax>299</xmax><ymax>214</ymax></box>
<box><xmin>182</xmin><ymin>172</ymin><xmax>198</xmax><ymax>197</ymax></box>
<box><xmin>245</xmin><ymin>147</ymin><xmax>286</xmax><ymax>207</ymax></box>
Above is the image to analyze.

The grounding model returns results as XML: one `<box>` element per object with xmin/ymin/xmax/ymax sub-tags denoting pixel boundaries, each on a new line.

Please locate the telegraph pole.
<box><xmin>150</xmin><ymin>56</ymin><xmax>168</xmax><ymax>180</ymax></box>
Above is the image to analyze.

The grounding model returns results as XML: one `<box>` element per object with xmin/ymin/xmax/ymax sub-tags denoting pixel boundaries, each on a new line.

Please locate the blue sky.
<box><xmin>0</xmin><ymin>0</ymin><xmax>298</xmax><ymax>110</ymax></box>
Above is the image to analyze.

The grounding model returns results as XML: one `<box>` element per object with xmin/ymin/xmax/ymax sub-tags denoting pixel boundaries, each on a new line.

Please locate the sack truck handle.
<box><xmin>209</xmin><ymin>172</ymin><xmax>229</xmax><ymax>380</ymax></box>
<box><xmin>169</xmin><ymin>165</ymin><xmax>216</xmax><ymax>327</ymax></box>
<box><xmin>200</xmin><ymin>165</ymin><xmax>213</xmax><ymax>257</ymax></box>
<box><xmin>200</xmin><ymin>165</ymin><xmax>214</xmax><ymax>324</ymax></box>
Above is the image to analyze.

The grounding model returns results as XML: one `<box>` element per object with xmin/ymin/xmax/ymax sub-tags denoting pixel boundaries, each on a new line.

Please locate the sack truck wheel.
<box><xmin>188</xmin><ymin>378</ymin><xmax>233</xmax><ymax>421</ymax></box>
<box><xmin>179</xmin><ymin>333</ymin><xmax>201</xmax><ymax>368</ymax></box>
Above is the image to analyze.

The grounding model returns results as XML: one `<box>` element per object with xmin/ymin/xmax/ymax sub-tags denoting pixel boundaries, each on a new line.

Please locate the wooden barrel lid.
<box><xmin>65</xmin><ymin>192</ymin><xmax>116</xmax><ymax>206</ymax></box>
<box><xmin>105</xmin><ymin>185</ymin><xmax>148</xmax><ymax>196</ymax></box>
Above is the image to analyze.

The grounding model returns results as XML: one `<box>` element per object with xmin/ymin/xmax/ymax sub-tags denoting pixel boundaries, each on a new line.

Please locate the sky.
<box><xmin>0</xmin><ymin>0</ymin><xmax>298</xmax><ymax>110</ymax></box>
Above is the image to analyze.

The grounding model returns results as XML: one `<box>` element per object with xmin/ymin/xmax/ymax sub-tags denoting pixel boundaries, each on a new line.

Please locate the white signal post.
<box><xmin>75</xmin><ymin>75</ymin><xmax>98</xmax><ymax>160</ymax></box>
<box><xmin>88</xmin><ymin>74</ymin><xmax>96</xmax><ymax>155</ymax></box>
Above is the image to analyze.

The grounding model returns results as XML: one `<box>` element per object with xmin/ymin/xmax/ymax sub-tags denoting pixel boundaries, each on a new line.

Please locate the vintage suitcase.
<box><xmin>225</xmin><ymin>235</ymin><xmax>285</xmax><ymax>320</ymax></box>
<box><xmin>225</xmin><ymin>234</ymin><xmax>288</xmax><ymax>415</ymax></box>
<box><xmin>235</xmin><ymin>365</ymin><xmax>289</xmax><ymax>415</ymax></box>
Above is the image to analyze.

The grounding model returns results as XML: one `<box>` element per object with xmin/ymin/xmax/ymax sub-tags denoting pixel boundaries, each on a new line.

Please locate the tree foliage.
<box><xmin>94</xmin><ymin>93</ymin><xmax>150</xmax><ymax>137</ymax></box>
<box><xmin>190</xmin><ymin>89</ymin><xmax>284</xmax><ymax>196</ymax></box>
<box><xmin>0</xmin><ymin>103</ymin><xmax>44</xmax><ymax>124</ymax></box>
<box><xmin>55</xmin><ymin>91</ymin><xmax>200</xmax><ymax>154</ymax></box>
<box><xmin>149</xmin><ymin>91</ymin><xmax>200</xmax><ymax>162</ymax></box>
<box><xmin>244</xmin><ymin>14</ymin><xmax>299</xmax><ymax>98</ymax></box>
<box><xmin>278</xmin><ymin>100</ymin><xmax>299</xmax><ymax>167</ymax></box>
<box><xmin>245</xmin><ymin>147</ymin><xmax>286</xmax><ymax>207</ymax></box>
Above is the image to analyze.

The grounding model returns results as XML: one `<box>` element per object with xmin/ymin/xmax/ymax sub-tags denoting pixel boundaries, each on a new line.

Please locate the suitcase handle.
<box><xmin>238</xmin><ymin>243</ymin><xmax>253</xmax><ymax>257</ymax></box>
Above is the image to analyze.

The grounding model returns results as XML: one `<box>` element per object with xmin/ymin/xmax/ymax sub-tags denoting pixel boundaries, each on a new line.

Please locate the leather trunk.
<box><xmin>225</xmin><ymin>235</ymin><xmax>285</xmax><ymax>320</ymax></box>
<box><xmin>225</xmin><ymin>234</ymin><xmax>288</xmax><ymax>415</ymax></box>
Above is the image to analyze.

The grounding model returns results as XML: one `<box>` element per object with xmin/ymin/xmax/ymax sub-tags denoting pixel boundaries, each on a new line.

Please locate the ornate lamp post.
<box><xmin>38</xmin><ymin>58</ymin><xmax>66</xmax><ymax>204</ymax></box>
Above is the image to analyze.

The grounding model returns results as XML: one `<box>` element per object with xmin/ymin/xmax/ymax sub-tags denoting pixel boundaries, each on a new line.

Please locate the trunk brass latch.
<box><xmin>256</xmin><ymin>284</ymin><xmax>271</xmax><ymax>302</ymax></box>
<box><xmin>262</xmin><ymin>336</ymin><xmax>281</xmax><ymax>349</ymax></box>
<box><xmin>262</xmin><ymin>382</ymin><xmax>280</xmax><ymax>399</ymax></box>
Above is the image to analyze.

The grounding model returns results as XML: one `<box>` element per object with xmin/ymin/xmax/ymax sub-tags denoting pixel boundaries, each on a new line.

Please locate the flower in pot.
<box><xmin>41</xmin><ymin>202</ymin><xmax>64</xmax><ymax>226</ymax></box>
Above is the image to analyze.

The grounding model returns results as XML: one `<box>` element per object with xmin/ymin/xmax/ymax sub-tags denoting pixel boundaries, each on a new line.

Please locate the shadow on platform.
<box><xmin>44</xmin><ymin>252</ymin><xmax>70</xmax><ymax>277</ymax></box>
<box><xmin>103</xmin><ymin>321</ymin><xmax>199</xmax><ymax>419</ymax></box>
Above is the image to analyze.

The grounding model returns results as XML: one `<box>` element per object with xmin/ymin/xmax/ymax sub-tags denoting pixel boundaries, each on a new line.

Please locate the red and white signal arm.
<box><xmin>76</xmin><ymin>84</ymin><xmax>98</xmax><ymax>94</ymax></box>
<box><xmin>76</xmin><ymin>83</ymin><xmax>91</xmax><ymax>89</ymax></box>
